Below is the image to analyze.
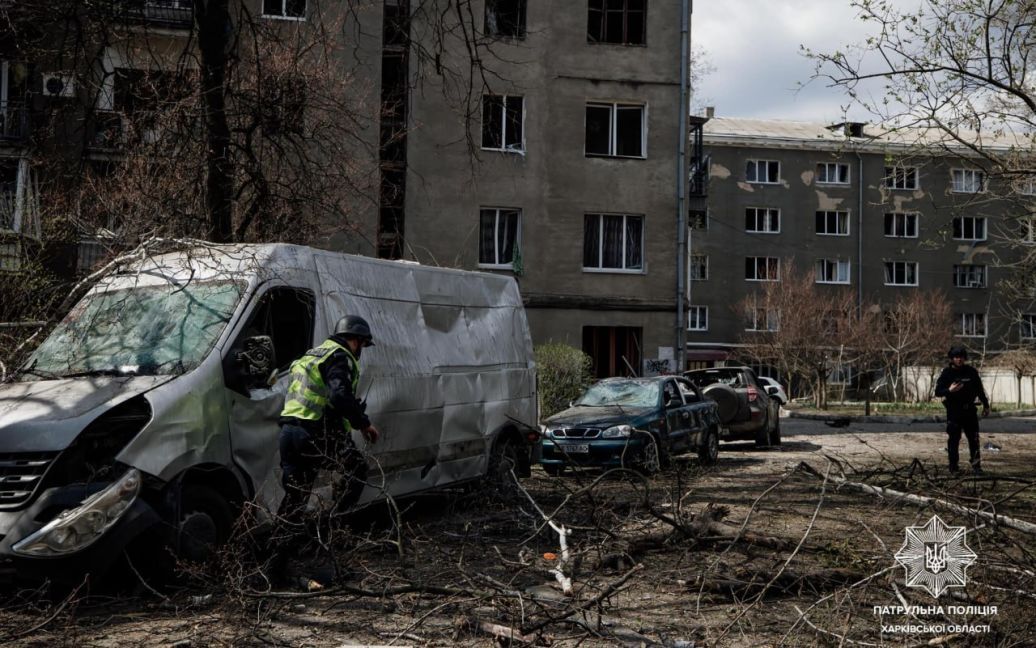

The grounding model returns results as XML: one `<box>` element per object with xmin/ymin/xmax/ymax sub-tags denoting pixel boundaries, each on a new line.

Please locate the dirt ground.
<box><xmin>3</xmin><ymin>417</ymin><xmax>1036</xmax><ymax>647</ymax></box>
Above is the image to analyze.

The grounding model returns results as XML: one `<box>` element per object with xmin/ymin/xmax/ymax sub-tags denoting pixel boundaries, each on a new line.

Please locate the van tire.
<box><xmin>487</xmin><ymin>434</ymin><xmax>522</xmax><ymax>490</ymax></box>
<box><xmin>176</xmin><ymin>484</ymin><xmax>234</xmax><ymax>565</ymax></box>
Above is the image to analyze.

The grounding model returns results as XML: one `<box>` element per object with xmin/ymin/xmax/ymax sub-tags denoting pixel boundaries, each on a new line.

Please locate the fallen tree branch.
<box><xmin>797</xmin><ymin>461</ymin><xmax>1036</xmax><ymax>535</ymax></box>
<box><xmin>520</xmin><ymin>563</ymin><xmax>643</xmax><ymax>636</ymax></box>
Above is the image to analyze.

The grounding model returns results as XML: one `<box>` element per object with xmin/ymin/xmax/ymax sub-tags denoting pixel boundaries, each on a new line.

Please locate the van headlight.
<box><xmin>601</xmin><ymin>425</ymin><xmax>633</xmax><ymax>438</ymax></box>
<box><xmin>12</xmin><ymin>468</ymin><xmax>142</xmax><ymax>557</ymax></box>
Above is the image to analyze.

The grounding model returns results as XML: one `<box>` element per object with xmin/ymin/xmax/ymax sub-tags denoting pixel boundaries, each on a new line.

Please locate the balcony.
<box><xmin>0</xmin><ymin>190</ymin><xmax>15</xmax><ymax>231</ymax></box>
<box><xmin>118</xmin><ymin>0</ymin><xmax>194</xmax><ymax>29</ymax></box>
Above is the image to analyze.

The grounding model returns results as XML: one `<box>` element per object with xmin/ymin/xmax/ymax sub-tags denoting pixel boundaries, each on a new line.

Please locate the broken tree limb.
<box><xmin>521</xmin><ymin>563</ymin><xmax>644</xmax><ymax>636</ymax></box>
<box><xmin>511</xmin><ymin>470</ymin><xmax>574</xmax><ymax>594</ymax></box>
<box><xmin>797</xmin><ymin>461</ymin><xmax>1036</xmax><ymax>535</ymax></box>
<box><xmin>455</xmin><ymin>616</ymin><xmax>540</xmax><ymax>645</ymax></box>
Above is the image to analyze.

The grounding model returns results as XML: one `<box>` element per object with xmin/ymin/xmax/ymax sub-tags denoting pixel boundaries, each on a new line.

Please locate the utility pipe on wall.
<box><xmin>675</xmin><ymin>0</ymin><xmax>691</xmax><ymax>372</ymax></box>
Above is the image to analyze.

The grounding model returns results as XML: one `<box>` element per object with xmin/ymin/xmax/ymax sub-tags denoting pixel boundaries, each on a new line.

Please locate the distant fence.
<box><xmin>906</xmin><ymin>366</ymin><xmax>1036</xmax><ymax>406</ymax></box>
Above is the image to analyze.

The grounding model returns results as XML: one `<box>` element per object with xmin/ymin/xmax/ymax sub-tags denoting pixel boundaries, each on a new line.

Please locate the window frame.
<box><xmin>484</xmin><ymin>0</ymin><xmax>527</xmax><ymax>39</ymax></box>
<box><xmin>745</xmin><ymin>306</ymin><xmax>780</xmax><ymax>332</ymax></box>
<box><xmin>745</xmin><ymin>207</ymin><xmax>780</xmax><ymax>234</ymax></box>
<box><xmin>584</xmin><ymin>101</ymin><xmax>647</xmax><ymax>159</ymax></box>
<box><xmin>745</xmin><ymin>159</ymin><xmax>780</xmax><ymax>184</ymax></box>
<box><xmin>957</xmin><ymin>312</ymin><xmax>987</xmax><ymax>338</ymax></box>
<box><xmin>687</xmin><ymin>305</ymin><xmax>708</xmax><ymax>331</ymax></box>
<box><xmin>883</xmin><ymin>165</ymin><xmax>919</xmax><ymax>190</ymax></box>
<box><xmin>688</xmin><ymin>253</ymin><xmax>708</xmax><ymax>281</ymax></box>
<box><xmin>884</xmin><ymin>212</ymin><xmax>919</xmax><ymax>238</ymax></box>
<box><xmin>951</xmin><ymin>168</ymin><xmax>986</xmax><ymax>194</ymax></box>
<box><xmin>1021</xmin><ymin>314</ymin><xmax>1036</xmax><ymax>340</ymax></box>
<box><xmin>952</xmin><ymin>264</ymin><xmax>986</xmax><ymax>289</ymax></box>
<box><xmin>815</xmin><ymin>258</ymin><xmax>851</xmax><ymax>285</ymax></box>
<box><xmin>261</xmin><ymin>0</ymin><xmax>306</xmax><ymax>21</ymax></box>
<box><xmin>587</xmin><ymin>0</ymin><xmax>647</xmax><ymax>46</ymax></box>
<box><xmin>952</xmin><ymin>215</ymin><xmax>987</xmax><ymax>242</ymax></box>
<box><xmin>582</xmin><ymin>212</ymin><xmax>645</xmax><ymax>273</ymax></box>
<box><xmin>481</xmin><ymin>94</ymin><xmax>525</xmax><ymax>154</ymax></box>
<box><xmin>816</xmin><ymin>162</ymin><xmax>850</xmax><ymax>185</ymax></box>
<box><xmin>478</xmin><ymin>207</ymin><xmax>522</xmax><ymax>269</ymax></box>
<box><xmin>815</xmin><ymin>210</ymin><xmax>851</xmax><ymax>236</ymax></box>
<box><xmin>745</xmin><ymin>256</ymin><xmax>780</xmax><ymax>282</ymax></box>
<box><xmin>884</xmin><ymin>261</ymin><xmax>919</xmax><ymax>287</ymax></box>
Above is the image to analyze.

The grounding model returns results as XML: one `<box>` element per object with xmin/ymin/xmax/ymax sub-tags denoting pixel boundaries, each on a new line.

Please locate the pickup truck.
<box><xmin>539</xmin><ymin>376</ymin><xmax>721</xmax><ymax>475</ymax></box>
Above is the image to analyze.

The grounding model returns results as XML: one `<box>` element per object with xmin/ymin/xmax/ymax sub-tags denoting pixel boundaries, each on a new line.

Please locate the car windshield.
<box><xmin>575</xmin><ymin>380</ymin><xmax>659</xmax><ymax>408</ymax></box>
<box><xmin>21</xmin><ymin>279</ymin><xmax>244</xmax><ymax>380</ymax></box>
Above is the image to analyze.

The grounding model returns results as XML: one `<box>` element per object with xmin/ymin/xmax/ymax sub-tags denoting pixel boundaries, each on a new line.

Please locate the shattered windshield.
<box><xmin>22</xmin><ymin>280</ymin><xmax>243</xmax><ymax>380</ymax></box>
<box><xmin>575</xmin><ymin>380</ymin><xmax>659</xmax><ymax>408</ymax></box>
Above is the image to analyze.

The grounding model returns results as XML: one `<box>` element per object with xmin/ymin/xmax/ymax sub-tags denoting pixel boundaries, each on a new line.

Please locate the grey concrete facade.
<box><xmin>691</xmin><ymin>118</ymin><xmax>1034</xmax><ymax>364</ymax></box>
<box><xmin>404</xmin><ymin>1</ymin><xmax>691</xmax><ymax>377</ymax></box>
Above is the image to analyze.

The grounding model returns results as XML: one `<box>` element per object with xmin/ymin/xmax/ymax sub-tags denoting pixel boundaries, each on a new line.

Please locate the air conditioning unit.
<box><xmin>42</xmin><ymin>73</ymin><xmax>76</xmax><ymax>98</ymax></box>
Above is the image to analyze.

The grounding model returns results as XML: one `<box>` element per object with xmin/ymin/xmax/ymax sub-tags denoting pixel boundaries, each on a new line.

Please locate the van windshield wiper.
<box><xmin>7</xmin><ymin>360</ymin><xmax>61</xmax><ymax>382</ymax></box>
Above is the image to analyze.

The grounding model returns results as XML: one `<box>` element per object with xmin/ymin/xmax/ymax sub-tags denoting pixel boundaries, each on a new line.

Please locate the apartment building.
<box><xmin>689</xmin><ymin>117</ymin><xmax>1035</xmax><ymax>369</ymax></box>
<box><xmin>401</xmin><ymin>1</ymin><xmax>696</xmax><ymax>378</ymax></box>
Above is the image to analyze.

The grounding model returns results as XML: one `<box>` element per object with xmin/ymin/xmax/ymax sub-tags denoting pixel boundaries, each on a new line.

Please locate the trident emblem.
<box><xmin>925</xmin><ymin>543</ymin><xmax>948</xmax><ymax>573</ymax></box>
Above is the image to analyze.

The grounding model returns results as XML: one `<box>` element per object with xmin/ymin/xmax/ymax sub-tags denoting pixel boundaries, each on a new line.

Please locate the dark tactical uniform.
<box><xmin>934</xmin><ymin>361</ymin><xmax>989</xmax><ymax>472</ymax></box>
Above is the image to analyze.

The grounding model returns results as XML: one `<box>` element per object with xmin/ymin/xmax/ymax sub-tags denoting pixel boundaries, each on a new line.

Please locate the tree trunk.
<box><xmin>196</xmin><ymin>0</ymin><xmax>234</xmax><ymax>243</ymax></box>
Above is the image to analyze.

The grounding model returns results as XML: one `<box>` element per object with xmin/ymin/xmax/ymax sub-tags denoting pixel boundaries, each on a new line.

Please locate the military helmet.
<box><xmin>947</xmin><ymin>345</ymin><xmax>967</xmax><ymax>359</ymax></box>
<box><xmin>335</xmin><ymin>315</ymin><xmax>375</xmax><ymax>346</ymax></box>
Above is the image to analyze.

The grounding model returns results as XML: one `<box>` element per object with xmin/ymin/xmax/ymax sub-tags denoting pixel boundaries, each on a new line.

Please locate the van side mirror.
<box><xmin>235</xmin><ymin>335</ymin><xmax>277</xmax><ymax>389</ymax></box>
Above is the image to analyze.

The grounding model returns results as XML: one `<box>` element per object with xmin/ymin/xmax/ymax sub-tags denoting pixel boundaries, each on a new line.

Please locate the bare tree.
<box><xmin>874</xmin><ymin>290</ymin><xmax>954</xmax><ymax>402</ymax></box>
<box><xmin>996</xmin><ymin>347</ymin><xmax>1036</xmax><ymax>407</ymax></box>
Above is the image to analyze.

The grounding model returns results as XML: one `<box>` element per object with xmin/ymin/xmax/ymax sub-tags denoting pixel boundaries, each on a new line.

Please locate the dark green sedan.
<box><xmin>539</xmin><ymin>376</ymin><xmax>721</xmax><ymax>475</ymax></box>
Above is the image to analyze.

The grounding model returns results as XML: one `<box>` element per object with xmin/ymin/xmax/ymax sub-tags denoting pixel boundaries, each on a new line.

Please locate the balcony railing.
<box><xmin>119</xmin><ymin>0</ymin><xmax>194</xmax><ymax>28</ymax></box>
<box><xmin>0</xmin><ymin>191</ymin><xmax>15</xmax><ymax>231</ymax></box>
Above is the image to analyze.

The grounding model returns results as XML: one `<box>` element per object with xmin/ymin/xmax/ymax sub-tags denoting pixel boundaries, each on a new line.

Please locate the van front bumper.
<box><xmin>0</xmin><ymin>484</ymin><xmax>160</xmax><ymax>586</ymax></box>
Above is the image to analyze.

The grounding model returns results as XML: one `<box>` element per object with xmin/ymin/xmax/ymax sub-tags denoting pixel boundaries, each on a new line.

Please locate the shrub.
<box><xmin>535</xmin><ymin>343</ymin><xmax>593</xmax><ymax>419</ymax></box>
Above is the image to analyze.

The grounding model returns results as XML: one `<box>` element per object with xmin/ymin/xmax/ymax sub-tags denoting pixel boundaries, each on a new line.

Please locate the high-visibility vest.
<box><xmin>280</xmin><ymin>338</ymin><xmax>360</xmax><ymax>432</ymax></box>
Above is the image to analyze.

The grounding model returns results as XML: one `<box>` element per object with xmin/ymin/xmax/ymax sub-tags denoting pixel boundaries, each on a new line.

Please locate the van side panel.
<box><xmin>313</xmin><ymin>253</ymin><xmax>536</xmax><ymax>501</ymax></box>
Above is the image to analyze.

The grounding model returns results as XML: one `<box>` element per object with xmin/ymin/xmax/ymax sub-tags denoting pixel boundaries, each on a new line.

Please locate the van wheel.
<box><xmin>487</xmin><ymin>435</ymin><xmax>522</xmax><ymax>490</ymax></box>
<box><xmin>698</xmin><ymin>426</ymin><xmax>719</xmax><ymax>465</ymax></box>
<box><xmin>176</xmin><ymin>485</ymin><xmax>234</xmax><ymax>564</ymax></box>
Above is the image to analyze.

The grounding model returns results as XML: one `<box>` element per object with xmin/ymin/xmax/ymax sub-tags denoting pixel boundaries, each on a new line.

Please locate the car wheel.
<box><xmin>768</xmin><ymin>411</ymin><xmax>782</xmax><ymax>446</ymax></box>
<box><xmin>636</xmin><ymin>433</ymin><xmax>665</xmax><ymax>475</ymax></box>
<box><xmin>697</xmin><ymin>425</ymin><xmax>719</xmax><ymax>466</ymax></box>
<box><xmin>542</xmin><ymin>463</ymin><xmax>565</xmax><ymax>477</ymax></box>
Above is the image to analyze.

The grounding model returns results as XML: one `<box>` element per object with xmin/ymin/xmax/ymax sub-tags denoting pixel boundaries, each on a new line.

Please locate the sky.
<box><xmin>691</xmin><ymin>0</ymin><xmax>896</xmax><ymax>123</ymax></box>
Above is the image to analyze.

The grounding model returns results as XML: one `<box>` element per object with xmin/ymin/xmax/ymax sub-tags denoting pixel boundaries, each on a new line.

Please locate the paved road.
<box><xmin>781</xmin><ymin>415</ymin><xmax>1036</xmax><ymax>437</ymax></box>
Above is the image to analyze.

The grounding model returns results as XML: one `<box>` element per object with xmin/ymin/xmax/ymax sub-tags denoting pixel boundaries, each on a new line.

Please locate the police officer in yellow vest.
<box><xmin>277</xmin><ymin>315</ymin><xmax>379</xmax><ymax>524</ymax></box>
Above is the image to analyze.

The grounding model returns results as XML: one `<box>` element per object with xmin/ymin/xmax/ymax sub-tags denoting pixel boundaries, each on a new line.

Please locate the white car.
<box><xmin>758</xmin><ymin>376</ymin><xmax>788</xmax><ymax>406</ymax></box>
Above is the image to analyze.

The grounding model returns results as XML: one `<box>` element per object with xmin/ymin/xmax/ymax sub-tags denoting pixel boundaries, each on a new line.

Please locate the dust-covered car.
<box><xmin>539</xmin><ymin>376</ymin><xmax>721</xmax><ymax>474</ymax></box>
<box><xmin>683</xmin><ymin>367</ymin><xmax>781</xmax><ymax>446</ymax></box>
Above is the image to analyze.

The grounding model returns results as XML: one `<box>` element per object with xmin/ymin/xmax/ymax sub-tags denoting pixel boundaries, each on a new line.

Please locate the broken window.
<box><xmin>745</xmin><ymin>159</ymin><xmax>779</xmax><ymax>183</ymax></box>
<box><xmin>815</xmin><ymin>258</ymin><xmax>850</xmax><ymax>284</ymax></box>
<box><xmin>958</xmin><ymin>313</ymin><xmax>986</xmax><ymax>337</ymax></box>
<box><xmin>585</xmin><ymin>102</ymin><xmax>644</xmax><ymax>157</ymax></box>
<box><xmin>263</xmin><ymin>0</ymin><xmax>305</xmax><ymax>19</ymax></box>
<box><xmin>884</xmin><ymin>261</ymin><xmax>918</xmax><ymax>286</ymax></box>
<box><xmin>815</xmin><ymin>210</ymin><xmax>850</xmax><ymax>236</ymax></box>
<box><xmin>953</xmin><ymin>216</ymin><xmax>986</xmax><ymax>241</ymax></box>
<box><xmin>688</xmin><ymin>254</ymin><xmax>708</xmax><ymax>281</ymax></box>
<box><xmin>583</xmin><ymin>213</ymin><xmax>643</xmax><ymax>271</ymax></box>
<box><xmin>481</xmin><ymin>95</ymin><xmax>524</xmax><ymax>152</ymax></box>
<box><xmin>240</xmin><ymin>287</ymin><xmax>315</xmax><ymax>373</ymax></box>
<box><xmin>952</xmin><ymin>169</ymin><xmax>985</xmax><ymax>193</ymax></box>
<box><xmin>485</xmin><ymin>0</ymin><xmax>526</xmax><ymax>38</ymax></box>
<box><xmin>884</xmin><ymin>212</ymin><xmax>918</xmax><ymax>238</ymax></box>
<box><xmin>479</xmin><ymin>207</ymin><xmax>521</xmax><ymax>267</ymax></box>
<box><xmin>953</xmin><ymin>264</ymin><xmax>986</xmax><ymax>288</ymax></box>
<box><xmin>582</xmin><ymin>326</ymin><xmax>642</xmax><ymax>379</ymax></box>
<box><xmin>883</xmin><ymin>165</ymin><xmax>919</xmax><ymax>190</ymax></box>
<box><xmin>745</xmin><ymin>207</ymin><xmax>780</xmax><ymax>233</ymax></box>
<box><xmin>816</xmin><ymin>162</ymin><xmax>849</xmax><ymax>184</ymax></box>
<box><xmin>587</xmin><ymin>0</ymin><xmax>646</xmax><ymax>45</ymax></box>
<box><xmin>744</xmin><ymin>256</ymin><xmax>779</xmax><ymax>281</ymax></box>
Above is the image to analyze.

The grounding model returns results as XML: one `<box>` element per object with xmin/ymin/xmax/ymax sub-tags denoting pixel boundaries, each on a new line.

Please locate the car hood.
<box><xmin>0</xmin><ymin>376</ymin><xmax>170</xmax><ymax>452</ymax></box>
<box><xmin>544</xmin><ymin>405</ymin><xmax>657</xmax><ymax>429</ymax></box>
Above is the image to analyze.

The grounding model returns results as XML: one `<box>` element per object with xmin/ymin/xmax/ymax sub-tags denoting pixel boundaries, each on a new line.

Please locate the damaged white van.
<box><xmin>0</xmin><ymin>244</ymin><xmax>538</xmax><ymax>582</ymax></box>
